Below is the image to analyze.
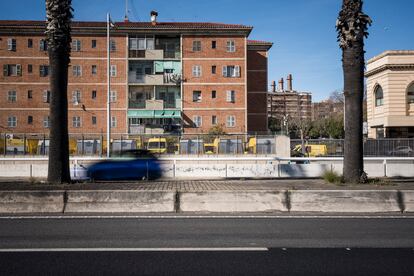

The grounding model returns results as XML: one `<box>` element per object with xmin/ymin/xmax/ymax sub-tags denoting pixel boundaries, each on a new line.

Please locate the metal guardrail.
<box><xmin>1</xmin><ymin>156</ymin><xmax>414</xmax><ymax>163</ymax></box>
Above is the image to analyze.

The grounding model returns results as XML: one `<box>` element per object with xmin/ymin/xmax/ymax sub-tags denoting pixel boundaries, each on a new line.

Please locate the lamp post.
<box><xmin>106</xmin><ymin>13</ymin><xmax>113</xmax><ymax>158</ymax></box>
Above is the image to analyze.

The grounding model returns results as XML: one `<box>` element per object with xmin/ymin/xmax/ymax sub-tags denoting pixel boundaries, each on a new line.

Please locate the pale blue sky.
<box><xmin>1</xmin><ymin>0</ymin><xmax>413</xmax><ymax>101</ymax></box>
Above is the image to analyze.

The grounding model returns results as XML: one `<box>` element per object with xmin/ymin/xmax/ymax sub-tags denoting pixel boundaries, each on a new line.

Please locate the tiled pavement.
<box><xmin>0</xmin><ymin>178</ymin><xmax>414</xmax><ymax>191</ymax></box>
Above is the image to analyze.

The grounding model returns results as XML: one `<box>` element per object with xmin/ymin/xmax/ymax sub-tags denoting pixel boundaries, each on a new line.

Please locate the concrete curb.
<box><xmin>64</xmin><ymin>190</ymin><xmax>175</xmax><ymax>213</ymax></box>
<box><xmin>0</xmin><ymin>191</ymin><xmax>64</xmax><ymax>213</ymax></box>
<box><xmin>288</xmin><ymin>190</ymin><xmax>402</xmax><ymax>213</ymax></box>
<box><xmin>179</xmin><ymin>191</ymin><xmax>286</xmax><ymax>212</ymax></box>
<box><xmin>1</xmin><ymin>189</ymin><xmax>413</xmax><ymax>214</ymax></box>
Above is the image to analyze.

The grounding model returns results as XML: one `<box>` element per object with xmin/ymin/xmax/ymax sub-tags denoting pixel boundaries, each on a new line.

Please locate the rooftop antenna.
<box><xmin>124</xmin><ymin>0</ymin><xmax>129</xmax><ymax>22</ymax></box>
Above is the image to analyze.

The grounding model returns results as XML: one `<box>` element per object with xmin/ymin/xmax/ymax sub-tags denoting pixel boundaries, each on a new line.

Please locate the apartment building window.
<box><xmin>192</xmin><ymin>65</ymin><xmax>201</xmax><ymax>77</ymax></box>
<box><xmin>111</xmin><ymin>116</ymin><xmax>117</xmax><ymax>128</ymax></box>
<box><xmin>110</xmin><ymin>65</ymin><xmax>117</xmax><ymax>77</ymax></box>
<box><xmin>43</xmin><ymin>116</ymin><xmax>50</xmax><ymax>128</ymax></box>
<box><xmin>193</xmin><ymin>91</ymin><xmax>202</xmax><ymax>102</ymax></box>
<box><xmin>8</xmin><ymin>116</ymin><xmax>17</xmax><ymax>127</ymax></box>
<box><xmin>222</xmin><ymin>65</ymin><xmax>240</xmax><ymax>77</ymax></box>
<box><xmin>72</xmin><ymin>116</ymin><xmax>81</xmax><ymax>128</ymax></box>
<box><xmin>92</xmin><ymin>116</ymin><xmax>97</xmax><ymax>125</ymax></box>
<box><xmin>39</xmin><ymin>39</ymin><xmax>47</xmax><ymax>51</ymax></box>
<box><xmin>193</xmin><ymin>116</ymin><xmax>202</xmax><ymax>128</ymax></box>
<box><xmin>407</xmin><ymin>83</ymin><xmax>414</xmax><ymax>104</ymax></box>
<box><xmin>226</xmin><ymin>90</ymin><xmax>236</xmax><ymax>103</ymax></box>
<box><xmin>146</xmin><ymin>37</ymin><xmax>154</xmax><ymax>50</ymax></box>
<box><xmin>110</xmin><ymin>90</ymin><xmax>117</xmax><ymax>102</ymax></box>
<box><xmin>212</xmin><ymin>90</ymin><xmax>217</xmax><ymax>99</ymax></box>
<box><xmin>212</xmin><ymin>65</ymin><xmax>216</xmax><ymax>74</ymax></box>
<box><xmin>28</xmin><ymin>64</ymin><xmax>33</xmax><ymax>73</ymax></box>
<box><xmin>192</xmin><ymin>41</ymin><xmax>201</xmax><ymax>51</ymax></box>
<box><xmin>72</xmin><ymin>90</ymin><xmax>81</xmax><ymax>104</ymax></box>
<box><xmin>110</xmin><ymin>39</ymin><xmax>116</xmax><ymax>52</ymax></box>
<box><xmin>28</xmin><ymin>39</ymin><xmax>33</xmax><ymax>48</ymax></box>
<box><xmin>27</xmin><ymin>90</ymin><xmax>33</xmax><ymax>99</ymax></box>
<box><xmin>375</xmin><ymin>85</ymin><xmax>384</xmax><ymax>107</ymax></box>
<box><xmin>39</xmin><ymin>65</ymin><xmax>49</xmax><ymax>77</ymax></box>
<box><xmin>91</xmin><ymin>39</ymin><xmax>97</xmax><ymax>48</ymax></box>
<box><xmin>43</xmin><ymin>90</ymin><xmax>51</xmax><ymax>103</ymax></box>
<box><xmin>212</xmin><ymin>41</ymin><xmax>216</xmax><ymax>49</ymax></box>
<box><xmin>226</xmin><ymin>40</ymin><xmax>236</xmax><ymax>52</ymax></box>
<box><xmin>92</xmin><ymin>90</ymin><xmax>97</xmax><ymax>99</ymax></box>
<box><xmin>3</xmin><ymin>64</ymin><xmax>22</xmax><ymax>76</ymax></box>
<box><xmin>72</xmin><ymin>65</ymin><xmax>82</xmax><ymax>77</ymax></box>
<box><xmin>7</xmin><ymin>38</ymin><xmax>16</xmax><ymax>51</ymax></box>
<box><xmin>226</xmin><ymin>115</ymin><xmax>236</xmax><ymax>127</ymax></box>
<box><xmin>8</xmin><ymin>90</ymin><xmax>17</xmax><ymax>102</ymax></box>
<box><xmin>91</xmin><ymin>65</ymin><xmax>97</xmax><ymax>75</ymax></box>
<box><xmin>212</xmin><ymin>115</ymin><xmax>217</xmax><ymax>125</ymax></box>
<box><xmin>72</xmin><ymin>39</ymin><xmax>81</xmax><ymax>51</ymax></box>
<box><xmin>28</xmin><ymin>116</ymin><xmax>33</xmax><ymax>125</ymax></box>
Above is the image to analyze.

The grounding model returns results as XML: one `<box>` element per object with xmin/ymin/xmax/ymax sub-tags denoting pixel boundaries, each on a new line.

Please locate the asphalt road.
<box><xmin>1</xmin><ymin>217</ymin><xmax>414</xmax><ymax>275</ymax></box>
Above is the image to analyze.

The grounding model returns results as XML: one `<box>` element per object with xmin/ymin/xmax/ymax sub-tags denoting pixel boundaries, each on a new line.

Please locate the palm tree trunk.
<box><xmin>46</xmin><ymin>0</ymin><xmax>73</xmax><ymax>183</ymax></box>
<box><xmin>47</xmin><ymin>50</ymin><xmax>71</xmax><ymax>183</ymax></box>
<box><xmin>337</xmin><ymin>0</ymin><xmax>371</xmax><ymax>183</ymax></box>
<box><xmin>343</xmin><ymin>40</ymin><xmax>364</xmax><ymax>183</ymax></box>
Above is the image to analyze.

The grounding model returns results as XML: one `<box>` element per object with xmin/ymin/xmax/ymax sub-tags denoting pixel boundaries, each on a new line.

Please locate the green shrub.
<box><xmin>323</xmin><ymin>171</ymin><xmax>343</xmax><ymax>184</ymax></box>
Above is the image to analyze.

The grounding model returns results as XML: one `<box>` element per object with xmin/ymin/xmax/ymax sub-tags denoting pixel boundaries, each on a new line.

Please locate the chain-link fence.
<box><xmin>1</xmin><ymin>133</ymin><xmax>413</xmax><ymax>157</ymax></box>
<box><xmin>290</xmin><ymin>138</ymin><xmax>414</xmax><ymax>157</ymax></box>
<box><xmin>0</xmin><ymin>133</ymin><xmax>283</xmax><ymax>156</ymax></box>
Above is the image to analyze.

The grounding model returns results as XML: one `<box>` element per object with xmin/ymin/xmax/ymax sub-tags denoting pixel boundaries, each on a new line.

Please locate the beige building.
<box><xmin>365</xmin><ymin>51</ymin><xmax>414</xmax><ymax>138</ymax></box>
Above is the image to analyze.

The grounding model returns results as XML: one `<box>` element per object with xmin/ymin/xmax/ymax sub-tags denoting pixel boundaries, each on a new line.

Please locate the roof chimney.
<box><xmin>278</xmin><ymin>78</ymin><xmax>284</xmax><ymax>92</ymax></box>
<box><xmin>287</xmin><ymin>74</ymin><xmax>293</xmax><ymax>91</ymax></box>
<box><xmin>150</xmin><ymin>11</ymin><xmax>158</xmax><ymax>26</ymax></box>
<box><xmin>271</xmin><ymin>80</ymin><xmax>276</xmax><ymax>92</ymax></box>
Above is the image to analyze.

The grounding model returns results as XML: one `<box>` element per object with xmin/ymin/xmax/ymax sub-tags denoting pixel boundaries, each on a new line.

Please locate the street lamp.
<box><xmin>106</xmin><ymin>13</ymin><xmax>114</xmax><ymax>158</ymax></box>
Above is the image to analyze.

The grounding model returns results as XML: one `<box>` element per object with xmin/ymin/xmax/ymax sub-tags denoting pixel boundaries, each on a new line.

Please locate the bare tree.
<box><xmin>336</xmin><ymin>0</ymin><xmax>371</xmax><ymax>183</ymax></box>
<box><xmin>46</xmin><ymin>0</ymin><xmax>73</xmax><ymax>183</ymax></box>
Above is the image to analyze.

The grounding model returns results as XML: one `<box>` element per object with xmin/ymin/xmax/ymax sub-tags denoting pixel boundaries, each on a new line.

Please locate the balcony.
<box><xmin>129</xmin><ymin>49</ymin><xmax>164</xmax><ymax>59</ymax></box>
<box><xmin>128</xmin><ymin>73</ymin><xmax>164</xmax><ymax>85</ymax></box>
<box><xmin>128</xmin><ymin>99</ymin><xmax>181</xmax><ymax>109</ymax></box>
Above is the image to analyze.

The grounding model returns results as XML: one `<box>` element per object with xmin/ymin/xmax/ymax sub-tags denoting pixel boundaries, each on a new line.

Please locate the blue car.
<box><xmin>87</xmin><ymin>150</ymin><xmax>162</xmax><ymax>181</ymax></box>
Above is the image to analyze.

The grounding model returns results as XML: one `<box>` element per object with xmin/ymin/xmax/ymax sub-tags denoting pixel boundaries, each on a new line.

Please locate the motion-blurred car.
<box><xmin>387</xmin><ymin>146</ymin><xmax>414</xmax><ymax>156</ymax></box>
<box><xmin>87</xmin><ymin>149</ymin><xmax>162</xmax><ymax>181</ymax></box>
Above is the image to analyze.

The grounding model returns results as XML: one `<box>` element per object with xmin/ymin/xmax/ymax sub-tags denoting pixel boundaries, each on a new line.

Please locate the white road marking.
<box><xmin>0</xmin><ymin>247</ymin><xmax>268</xmax><ymax>252</ymax></box>
<box><xmin>0</xmin><ymin>215</ymin><xmax>413</xmax><ymax>220</ymax></box>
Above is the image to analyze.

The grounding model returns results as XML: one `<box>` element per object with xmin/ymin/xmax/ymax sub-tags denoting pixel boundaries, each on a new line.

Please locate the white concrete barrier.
<box><xmin>401</xmin><ymin>190</ymin><xmax>414</xmax><ymax>212</ymax></box>
<box><xmin>174</xmin><ymin>164</ymin><xmax>226</xmax><ymax>178</ymax></box>
<box><xmin>0</xmin><ymin>191</ymin><xmax>64</xmax><ymax>213</ymax></box>
<box><xmin>0</xmin><ymin>164</ymin><xmax>31</xmax><ymax>177</ymax></box>
<box><xmin>179</xmin><ymin>191</ymin><xmax>286</xmax><ymax>212</ymax></box>
<box><xmin>280</xmin><ymin>164</ymin><xmax>330</xmax><ymax>178</ymax></box>
<box><xmin>289</xmin><ymin>190</ymin><xmax>401</xmax><ymax>213</ymax></box>
<box><xmin>32</xmin><ymin>164</ymin><xmax>48</xmax><ymax>178</ymax></box>
<box><xmin>226</xmin><ymin>164</ymin><xmax>278</xmax><ymax>178</ymax></box>
<box><xmin>386</xmin><ymin>163</ymin><xmax>414</xmax><ymax>177</ymax></box>
<box><xmin>65</xmin><ymin>190</ymin><xmax>175</xmax><ymax>213</ymax></box>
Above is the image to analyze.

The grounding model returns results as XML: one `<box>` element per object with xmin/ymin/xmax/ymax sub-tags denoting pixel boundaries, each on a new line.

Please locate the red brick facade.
<box><xmin>0</xmin><ymin>21</ymin><xmax>271</xmax><ymax>135</ymax></box>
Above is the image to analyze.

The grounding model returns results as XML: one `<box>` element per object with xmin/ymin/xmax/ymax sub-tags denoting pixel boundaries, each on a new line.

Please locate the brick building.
<box><xmin>0</xmin><ymin>16</ymin><xmax>272</xmax><ymax>136</ymax></box>
<box><xmin>267</xmin><ymin>75</ymin><xmax>312</xmax><ymax>123</ymax></box>
<box><xmin>312</xmin><ymin>100</ymin><xmax>343</xmax><ymax>121</ymax></box>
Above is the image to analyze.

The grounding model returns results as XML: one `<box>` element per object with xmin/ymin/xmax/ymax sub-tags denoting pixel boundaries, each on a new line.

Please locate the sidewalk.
<box><xmin>1</xmin><ymin>178</ymin><xmax>414</xmax><ymax>191</ymax></box>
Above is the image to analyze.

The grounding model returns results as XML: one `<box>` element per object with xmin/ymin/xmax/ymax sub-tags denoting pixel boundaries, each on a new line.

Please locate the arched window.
<box><xmin>408</xmin><ymin>83</ymin><xmax>414</xmax><ymax>104</ymax></box>
<box><xmin>375</xmin><ymin>85</ymin><xmax>384</xmax><ymax>107</ymax></box>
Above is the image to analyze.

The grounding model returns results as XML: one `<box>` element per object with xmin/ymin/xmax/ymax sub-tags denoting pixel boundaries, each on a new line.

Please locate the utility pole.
<box><xmin>106</xmin><ymin>13</ymin><xmax>112</xmax><ymax>158</ymax></box>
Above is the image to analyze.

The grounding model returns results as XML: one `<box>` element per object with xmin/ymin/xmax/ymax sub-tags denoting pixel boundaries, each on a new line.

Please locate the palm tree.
<box><xmin>45</xmin><ymin>0</ymin><xmax>73</xmax><ymax>183</ymax></box>
<box><xmin>336</xmin><ymin>0</ymin><xmax>371</xmax><ymax>183</ymax></box>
